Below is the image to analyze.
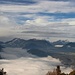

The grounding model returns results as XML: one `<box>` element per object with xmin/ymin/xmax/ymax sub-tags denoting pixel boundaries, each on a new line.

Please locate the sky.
<box><xmin>0</xmin><ymin>0</ymin><xmax>75</xmax><ymax>42</ymax></box>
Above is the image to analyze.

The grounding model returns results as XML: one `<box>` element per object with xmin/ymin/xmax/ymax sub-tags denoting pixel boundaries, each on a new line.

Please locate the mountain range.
<box><xmin>0</xmin><ymin>38</ymin><xmax>75</xmax><ymax>67</ymax></box>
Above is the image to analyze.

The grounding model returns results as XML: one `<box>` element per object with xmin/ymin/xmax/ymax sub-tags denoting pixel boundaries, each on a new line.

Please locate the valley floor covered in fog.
<box><xmin>0</xmin><ymin>48</ymin><xmax>72</xmax><ymax>75</ymax></box>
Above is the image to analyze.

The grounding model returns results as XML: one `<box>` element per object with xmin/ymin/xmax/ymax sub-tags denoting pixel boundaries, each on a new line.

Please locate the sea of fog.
<box><xmin>0</xmin><ymin>48</ymin><xmax>72</xmax><ymax>75</ymax></box>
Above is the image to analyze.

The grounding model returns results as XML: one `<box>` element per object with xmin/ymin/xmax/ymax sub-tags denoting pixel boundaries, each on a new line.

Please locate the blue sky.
<box><xmin>0</xmin><ymin>0</ymin><xmax>75</xmax><ymax>41</ymax></box>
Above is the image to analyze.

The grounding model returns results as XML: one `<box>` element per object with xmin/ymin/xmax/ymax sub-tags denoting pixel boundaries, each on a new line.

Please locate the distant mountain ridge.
<box><xmin>0</xmin><ymin>38</ymin><xmax>75</xmax><ymax>67</ymax></box>
<box><xmin>0</xmin><ymin>38</ymin><xmax>75</xmax><ymax>50</ymax></box>
<box><xmin>5</xmin><ymin>38</ymin><xmax>53</xmax><ymax>50</ymax></box>
<box><xmin>52</xmin><ymin>40</ymin><xmax>69</xmax><ymax>45</ymax></box>
<box><xmin>63</xmin><ymin>42</ymin><xmax>75</xmax><ymax>48</ymax></box>
<box><xmin>5</xmin><ymin>38</ymin><xmax>26</xmax><ymax>48</ymax></box>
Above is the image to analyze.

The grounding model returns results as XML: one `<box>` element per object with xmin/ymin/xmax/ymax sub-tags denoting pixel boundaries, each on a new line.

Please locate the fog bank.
<box><xmin>0</xmin><ymin>48</ymin><xmax>72</xmax><ymax>75</ymax></box>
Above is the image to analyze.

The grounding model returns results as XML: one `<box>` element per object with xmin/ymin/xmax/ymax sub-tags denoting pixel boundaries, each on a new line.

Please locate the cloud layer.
<box><xmin>0</xmin><ymin>47</ymin><xmax>73</xmax><ymax>75</ymax></box>
<box><xmin>0</xmin><ymin>0</ymin><xmax>75</xmax><ymax>41</ymax></box>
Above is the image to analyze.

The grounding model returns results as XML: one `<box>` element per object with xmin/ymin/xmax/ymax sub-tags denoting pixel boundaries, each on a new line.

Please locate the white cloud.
<box><xmin>0</xmin><ymin>47</ymin><xmax>36</xmax><ymax>59</ymax></box>
<box><xmin>0</xmin><ymin>12</ymin><xmax>75</xmax><ymax>41</ymax></box>
<box><xmin>0</xmin><ymin>13</ymin><xmax>19</xmax><ymax>36</ymax></box>
<box><xmin>0</xmin><ymin>1</ymin><xmax>75</xmax><ymax>13</ymax></box>
<box><xmin>0</xmin><ymin>15</ymin><xmax>11</xmax><ymax>27</ymax></box>
<box><xmin>0</xmin><ymin>57</ymin><xmax>60</xmax><ymax>75</ymax></box>
<box><xmin>0</xmin><ymin>0</ymin><xmax>75</xmax><ymax>41</ymax></box>
<box><xmin>63</xmin><ymin>18</ymin><xmax>75</xmax><ymax>25</ymax></box>
<box><xmin>25</xmin><ymin>18</ymin><xmax>49</xmax><ymax>26</ymax></box>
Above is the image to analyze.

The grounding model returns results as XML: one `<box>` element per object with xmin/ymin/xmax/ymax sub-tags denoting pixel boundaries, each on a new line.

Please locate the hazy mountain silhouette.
<box><xmin>63</xmin><ymin>42</ymin><xmax>75</xmax><ymax>48</ymax></box>
<box><xmin>0</xmin><ymin>38</ymin><xmax>75</xmax><ymax>67</ymax></box>
<box><xmin>5</xmin><ymin>38</ymin><xmax>53</xmax><ymax>50</ymax></box>
<box><xmin>52</xmin><ymin>40</ymin><xmax>69</xmax><ymax>45</ymax></box>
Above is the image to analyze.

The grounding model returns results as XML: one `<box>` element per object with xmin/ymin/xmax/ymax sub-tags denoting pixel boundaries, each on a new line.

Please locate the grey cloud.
<box><xmin>0</xmin><ymin>47</ymin><xmax>36</xmax><ymax>59</ymax></box>
<box><xmin>22</xmin><ymin>31</ymin><xmax>67</xmax><ymax>37</ymax></box>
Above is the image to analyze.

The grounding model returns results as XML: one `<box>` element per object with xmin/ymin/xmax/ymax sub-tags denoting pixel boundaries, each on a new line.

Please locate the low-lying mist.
<box><xmin>0</xmin><ymin>48</ymin><xmax>72</xmax><ymax>75</ymax></box>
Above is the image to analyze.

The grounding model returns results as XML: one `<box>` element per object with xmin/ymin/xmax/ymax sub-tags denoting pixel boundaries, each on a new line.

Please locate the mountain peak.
<box><xmin>53</xmin><ymin>40</ymin><xmax>69</xmax><ymax>45</ymax></box>
<box><xmin>4</xmin><ymin>38</ymin><xmax>53</xmax><ymax>49</ymax></box>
